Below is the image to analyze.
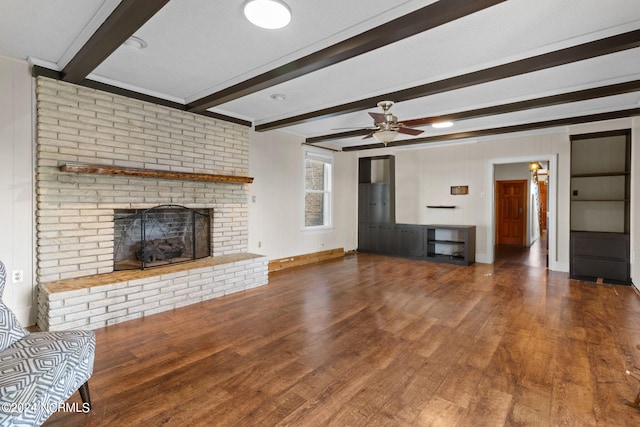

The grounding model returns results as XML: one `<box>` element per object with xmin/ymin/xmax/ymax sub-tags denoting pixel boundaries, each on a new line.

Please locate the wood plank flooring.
<box><xmin>44</xmin><ymin>242</ymin><xmax>640</xmax><ymax>426</ymax></box>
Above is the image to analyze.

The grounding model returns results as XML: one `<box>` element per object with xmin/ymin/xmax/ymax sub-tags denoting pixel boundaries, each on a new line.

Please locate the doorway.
<box><xmin>490</xmin><ymin>157</ymin><xmax>554</xmax><ymax>269</ymax></box>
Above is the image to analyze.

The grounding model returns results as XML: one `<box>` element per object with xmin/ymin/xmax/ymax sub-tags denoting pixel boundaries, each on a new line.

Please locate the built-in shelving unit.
<box><xmin>357</xmin><ymin>156</ymin><xmax>475</xmax><ymax>265</ymax></box>
<box><xmin>570</xmin><ymin>129</ymin><xmax>631</xmax><ymax>284</ymax></box>
<box><xmin>425</xmin><ymin>225</ymin><xmax>475</xmax><ymax>266</ymax></box>
<box><xmin>358</xmin><ymin>155</ymin><xmax>395</xmax><ymax>250</ymax></box>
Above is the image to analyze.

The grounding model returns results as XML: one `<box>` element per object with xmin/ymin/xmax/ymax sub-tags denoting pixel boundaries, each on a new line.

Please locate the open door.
<box><xmin>496</xmin><ymin>180</ymin><xmax>527</xmax><ymax>246</ymax></box>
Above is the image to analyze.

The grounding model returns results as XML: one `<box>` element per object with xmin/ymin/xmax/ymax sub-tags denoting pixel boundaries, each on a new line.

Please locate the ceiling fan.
<box><xmin>364</xmin><ymin>101</ymin><xmax>424</xmax><ymax>145</ymax></box>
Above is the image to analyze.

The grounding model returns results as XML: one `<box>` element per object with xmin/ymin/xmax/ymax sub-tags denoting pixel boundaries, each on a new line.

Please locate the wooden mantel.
<box><xmin>58</xmin><ymin>162</ymin><xmax>254</xmax><ymax>184</ymax></box>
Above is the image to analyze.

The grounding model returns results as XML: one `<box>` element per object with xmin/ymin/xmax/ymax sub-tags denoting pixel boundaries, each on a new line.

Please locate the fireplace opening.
<box><xmin>113</xmin><ymin>205</ymin><xmax>211</xmax><ymax>270</ymax></box>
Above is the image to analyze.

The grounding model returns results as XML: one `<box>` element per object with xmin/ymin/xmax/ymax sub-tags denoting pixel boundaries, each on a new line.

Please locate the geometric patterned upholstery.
<box><xmin>0</xmin><ymin>300</ymin><xmax>29</xmax><ymax>353</ymax></box>
<box><xmin>0</xmin><ymin>261</ymin><xmax>96</xmax><ymax>426</ymax></box>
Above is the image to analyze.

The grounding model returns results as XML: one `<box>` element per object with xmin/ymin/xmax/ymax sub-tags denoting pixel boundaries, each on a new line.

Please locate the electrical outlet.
<box><xmin>258</xmin><ymin>241</ymin><xmax>262</xmax><ymax>248</ymax></box>
<box><xmin>12</xmin><ymin>270</ymin><xmax>24</xmax><ymax>283</ymax></box>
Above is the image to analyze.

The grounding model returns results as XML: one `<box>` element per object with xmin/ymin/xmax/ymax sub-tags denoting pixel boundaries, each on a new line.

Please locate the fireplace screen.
<box><xmin>113</xmin><ymin>205</ymin><xmax>211</xmax><ymax>270</ymax></box>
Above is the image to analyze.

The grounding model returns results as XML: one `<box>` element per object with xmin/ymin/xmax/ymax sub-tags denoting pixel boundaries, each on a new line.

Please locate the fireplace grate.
<box><xmin>113</xmin><ymin>205</ymin><xmax>211</xmax><ymax>270</ymax></box>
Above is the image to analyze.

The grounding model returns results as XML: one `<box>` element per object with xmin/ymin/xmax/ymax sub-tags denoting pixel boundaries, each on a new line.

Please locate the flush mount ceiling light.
<box><xmin>432</xmin><ymin>121</ymin><xmax>453</xmax><ymax>129</ymax></box>
<box><xmin>270</xmin><ymin>93</ymin><xmax>287</xmax><ymax>101</ymax></box>
<box><xmin>123</xmin><ymin>35</ymin><xmax>147</xmax><ymax>49</ymax></box>
<box><xmin>244</xmin><ymin>0</ymin><xmax>291</xmax><ymax>29</ymax></box>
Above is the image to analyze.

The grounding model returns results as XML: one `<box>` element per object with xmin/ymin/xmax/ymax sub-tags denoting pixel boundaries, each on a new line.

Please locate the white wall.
<box><xmin>248</xmin><ymin>130</ymin><xmax>358</xmax><ymax>259</ymax></box>
<box><xmin>0</xmin><ymin>56</ymin><xmax>35</xmax><ymax>325</ymax></box>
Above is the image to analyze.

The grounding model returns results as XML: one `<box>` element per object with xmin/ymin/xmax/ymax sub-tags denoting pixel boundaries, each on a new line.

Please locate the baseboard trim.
<box><xmin>269</xmin><ymin>248</ymin><xmax>345</xmax><ymax>273</ymax></box>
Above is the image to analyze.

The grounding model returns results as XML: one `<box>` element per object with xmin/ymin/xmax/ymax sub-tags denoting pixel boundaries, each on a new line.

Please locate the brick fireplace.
<box><xmin>34</xmin><ymin>77</ymin><xmax>268</xmax><ymax>331</ymax></box>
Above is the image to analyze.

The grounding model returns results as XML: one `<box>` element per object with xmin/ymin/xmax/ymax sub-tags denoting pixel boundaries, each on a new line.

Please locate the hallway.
<box><xmin>495</xmin><ymin>233</ymin><xmax>548</xmax><ymax>269</ymax></box>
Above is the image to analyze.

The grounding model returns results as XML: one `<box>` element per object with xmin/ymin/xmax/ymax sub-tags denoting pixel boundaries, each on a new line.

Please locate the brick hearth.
<box><xmin>38</xmin><ymin>254</ymin><xmax>267</xmax><ymax>330</ymax></box>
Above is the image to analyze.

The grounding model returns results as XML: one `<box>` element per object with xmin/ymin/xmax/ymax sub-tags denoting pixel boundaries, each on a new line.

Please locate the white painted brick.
<box><xmin>142</xmin><ymin>292</ymin><xmax>168</xmax><ymax>304</ymax></box>
<box><xmin>64</xmin><ymin>291</ymin><xmax>106</xmax><ymax>306</ymax></box>
<box><xmin>107</xmin><ymin>299</ymin><xmax>142</xmax><ymax>312</ymax></box>
<box><xmin>128</xmin><ymin>288</ymin><xmax>159</xmax><ymax>301</ymax></box>
<box><xmin>143</xmin><ymin>306</ymin><xmax>173</xmax><ymax>317</ymax></box>
<box><xmin>107</xmin><ymin>312</ymin><xmax>143</xmax><ymax>325</ymax></box>
<box><xmin>91</xmin><ymin>309</ymin><xmax>127</xmax><ymax>324</ymax></box>
<box><xmin>108</xmin><ymin>285</ymin><xmax>142</xmax><ymax>297</ymax></box>
<box><xmin>51</xmin><ymin>303</ymin><xmax>89</xmax><ymax>316</ymax></box>
<box><xmin>89</xmin><ymin>295</ymin><xmax>126</xmax><ymax>309</ymax></box>
<box><xmin>127</xmin><ymin>300</ymin><xmax>160</xmax><ymax>315</ymax></box>
<box><xmin>65</xmin><ymin>307</ymin><xmax>105</xmax><ymax>322</ymax></box>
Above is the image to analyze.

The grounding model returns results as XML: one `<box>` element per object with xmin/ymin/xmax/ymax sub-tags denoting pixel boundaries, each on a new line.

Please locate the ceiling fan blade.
<box><xmin>363</xmin><ymin>131</ymin><xmax>376</xmax><ymax>139</ymax></box>
<box><xmin>397</xmin><ymin>127</ymin><xmax>424</xmax><ymax>136</ymax></box>
<box><xmin>368</xmin><ymin>112</ymin><xmax>386</xmax><ymax>122</ymax></box>
<box><xmin>332</xmin><ymin>126</ymin><xmax>376</xmax><ymax>130</ymax></box>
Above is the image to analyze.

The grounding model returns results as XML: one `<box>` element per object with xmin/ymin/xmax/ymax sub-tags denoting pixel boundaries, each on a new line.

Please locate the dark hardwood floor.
<box><xmin>45</xmin><ymin>243</ymin><xmax>640</xmax><ymax>426</ymax></box>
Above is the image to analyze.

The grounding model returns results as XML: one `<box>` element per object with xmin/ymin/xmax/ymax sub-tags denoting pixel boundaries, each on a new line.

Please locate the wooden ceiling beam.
<box><xmin>186</xmin><ymin>0</ymin><xmax>507</xmax><ymax>113</ymax></box>
<box><xmin>342</xmin><ymin>108</ymin><xmax>640</xmax><ymax>151</ymax></box>
<box><xmin>306</xmin><ymin>80</ymin><xmax>640</xmax><ymax>143</ymax></box>
<box><xmin>62</xmin><ymin>0</ymin><xmax>170</xmax><ymax>84</ymax></box>
<box><xmin>258</xmin><ymin>29</ymin><xmax>640</xmax><ymax>132</ymax></box>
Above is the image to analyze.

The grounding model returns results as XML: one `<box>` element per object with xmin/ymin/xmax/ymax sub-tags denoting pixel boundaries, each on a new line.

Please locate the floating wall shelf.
<box><xmin>58</xmin><ymin>162</ymin><xmax>254</xmax><ymax>184</ymax></box>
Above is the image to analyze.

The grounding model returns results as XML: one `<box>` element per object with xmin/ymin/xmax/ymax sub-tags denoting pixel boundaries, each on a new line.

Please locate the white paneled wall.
<box><xmin>0</xmin><ymin>56</ymin><xmax>34</xmax><ymax>325</ymax></box>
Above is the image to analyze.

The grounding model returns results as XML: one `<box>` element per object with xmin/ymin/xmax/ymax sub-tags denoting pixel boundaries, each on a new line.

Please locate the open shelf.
<box><xmin>425</xmin><ymin>225</ymin><xmax>475</xmax><ymax>266</ymax></box>
<box><xmin>569</xmin><ymin>129</ymin><xmax>631</xmax><ymax>284</ymax></box>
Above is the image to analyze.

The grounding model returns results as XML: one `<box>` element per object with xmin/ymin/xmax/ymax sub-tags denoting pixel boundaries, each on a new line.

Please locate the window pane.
<box><xmin>304</xmin><ymin>150</ymin><xmax>332</xmax><ymax>228</ymax></box>
<box><xmin>305</xmin><ymin>192</ymin><xmax>325</xmax><ymax>227</ymax></box>
<box><xmin>305</xmin><ymin>159</ymin><xmax>325</xmax><ymax>191</ymax></box>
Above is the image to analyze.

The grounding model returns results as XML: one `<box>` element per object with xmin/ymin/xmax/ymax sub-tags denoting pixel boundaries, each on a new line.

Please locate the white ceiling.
<box><xmin>1</xmin><ymin>0</ymin><xmax>639</xmax><ymax>150</ymax></box>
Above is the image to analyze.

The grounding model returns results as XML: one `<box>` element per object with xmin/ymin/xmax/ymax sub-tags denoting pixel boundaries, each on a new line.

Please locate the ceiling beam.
<box><xmin>306</xmin><ymin>80</ymin><xmax>640</xmax><ymax>143</ymax></box>
<box><xmin>258</xmin><ymin>29</ymin><xmax>640</xmax><ymax>132</ymax></box>
<box><xmin>342</xmin><ymin>107</ymin><xmax>640</xmax><ymax>151</ymax></box>
<box><xmin>186</xmin><ymin>0</ymin><xmax>507</xmax><ymax>113</ymax></box>
<box><xmin>61</xmin><ymin>0</ymin><xmax>171</xmax><ymax>83</ymax></box>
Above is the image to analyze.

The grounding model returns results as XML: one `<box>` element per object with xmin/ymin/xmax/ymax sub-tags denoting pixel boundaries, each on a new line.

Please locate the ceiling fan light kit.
<box><xmin>373</xmin><ymin>130</ymin><xmax>399</xmax><ymax>144</ymax></box>
<box><xmin>244</xmin><ymin>0</ymin><xmax>292</xmax><ymax>29</ymax></box>
<box><xmin>364</xmin><ymin>101</ymin><xmax>425</xmax><ymax>145</ymax></box>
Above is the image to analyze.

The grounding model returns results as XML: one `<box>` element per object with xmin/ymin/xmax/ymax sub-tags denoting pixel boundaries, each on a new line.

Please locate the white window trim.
<box><xmin>303</xmin><ymin>146</ymin><xmax>333</xmax><ymax>230</ymax></box>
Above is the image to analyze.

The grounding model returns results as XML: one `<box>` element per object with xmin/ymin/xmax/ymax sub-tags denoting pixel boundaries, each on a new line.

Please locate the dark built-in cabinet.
<box><xmin>570</xmin><ymin>129</ymin><xmax>631</xmax><ymax>285</ymax></box>
<box><xmin>357</xmin><ymin>156</ymin><xmax>475</xmax><ymax>266</ymax></box>
<box><xmin>425</xmin><ymin>225</ymin><xmax>476</xmax><ymax>266</ymax></box>
<box><xmin>359</xmin><ymin>183</ymin><xmax>393</xmax><ymax>223</ymax></box>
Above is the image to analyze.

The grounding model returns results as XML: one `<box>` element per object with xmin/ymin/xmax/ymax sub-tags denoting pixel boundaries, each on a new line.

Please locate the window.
<box><xmin>304</xmin><ymin>149</ymin><xmax>332</xmax><ymax>228</ymax></box>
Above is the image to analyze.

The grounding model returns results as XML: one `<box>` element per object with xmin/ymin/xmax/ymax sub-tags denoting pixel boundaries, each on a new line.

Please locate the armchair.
<box><xmin>0</xmin><ymin>261</ymin><xmax>96</xmax><ymax>426</ymax></box>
